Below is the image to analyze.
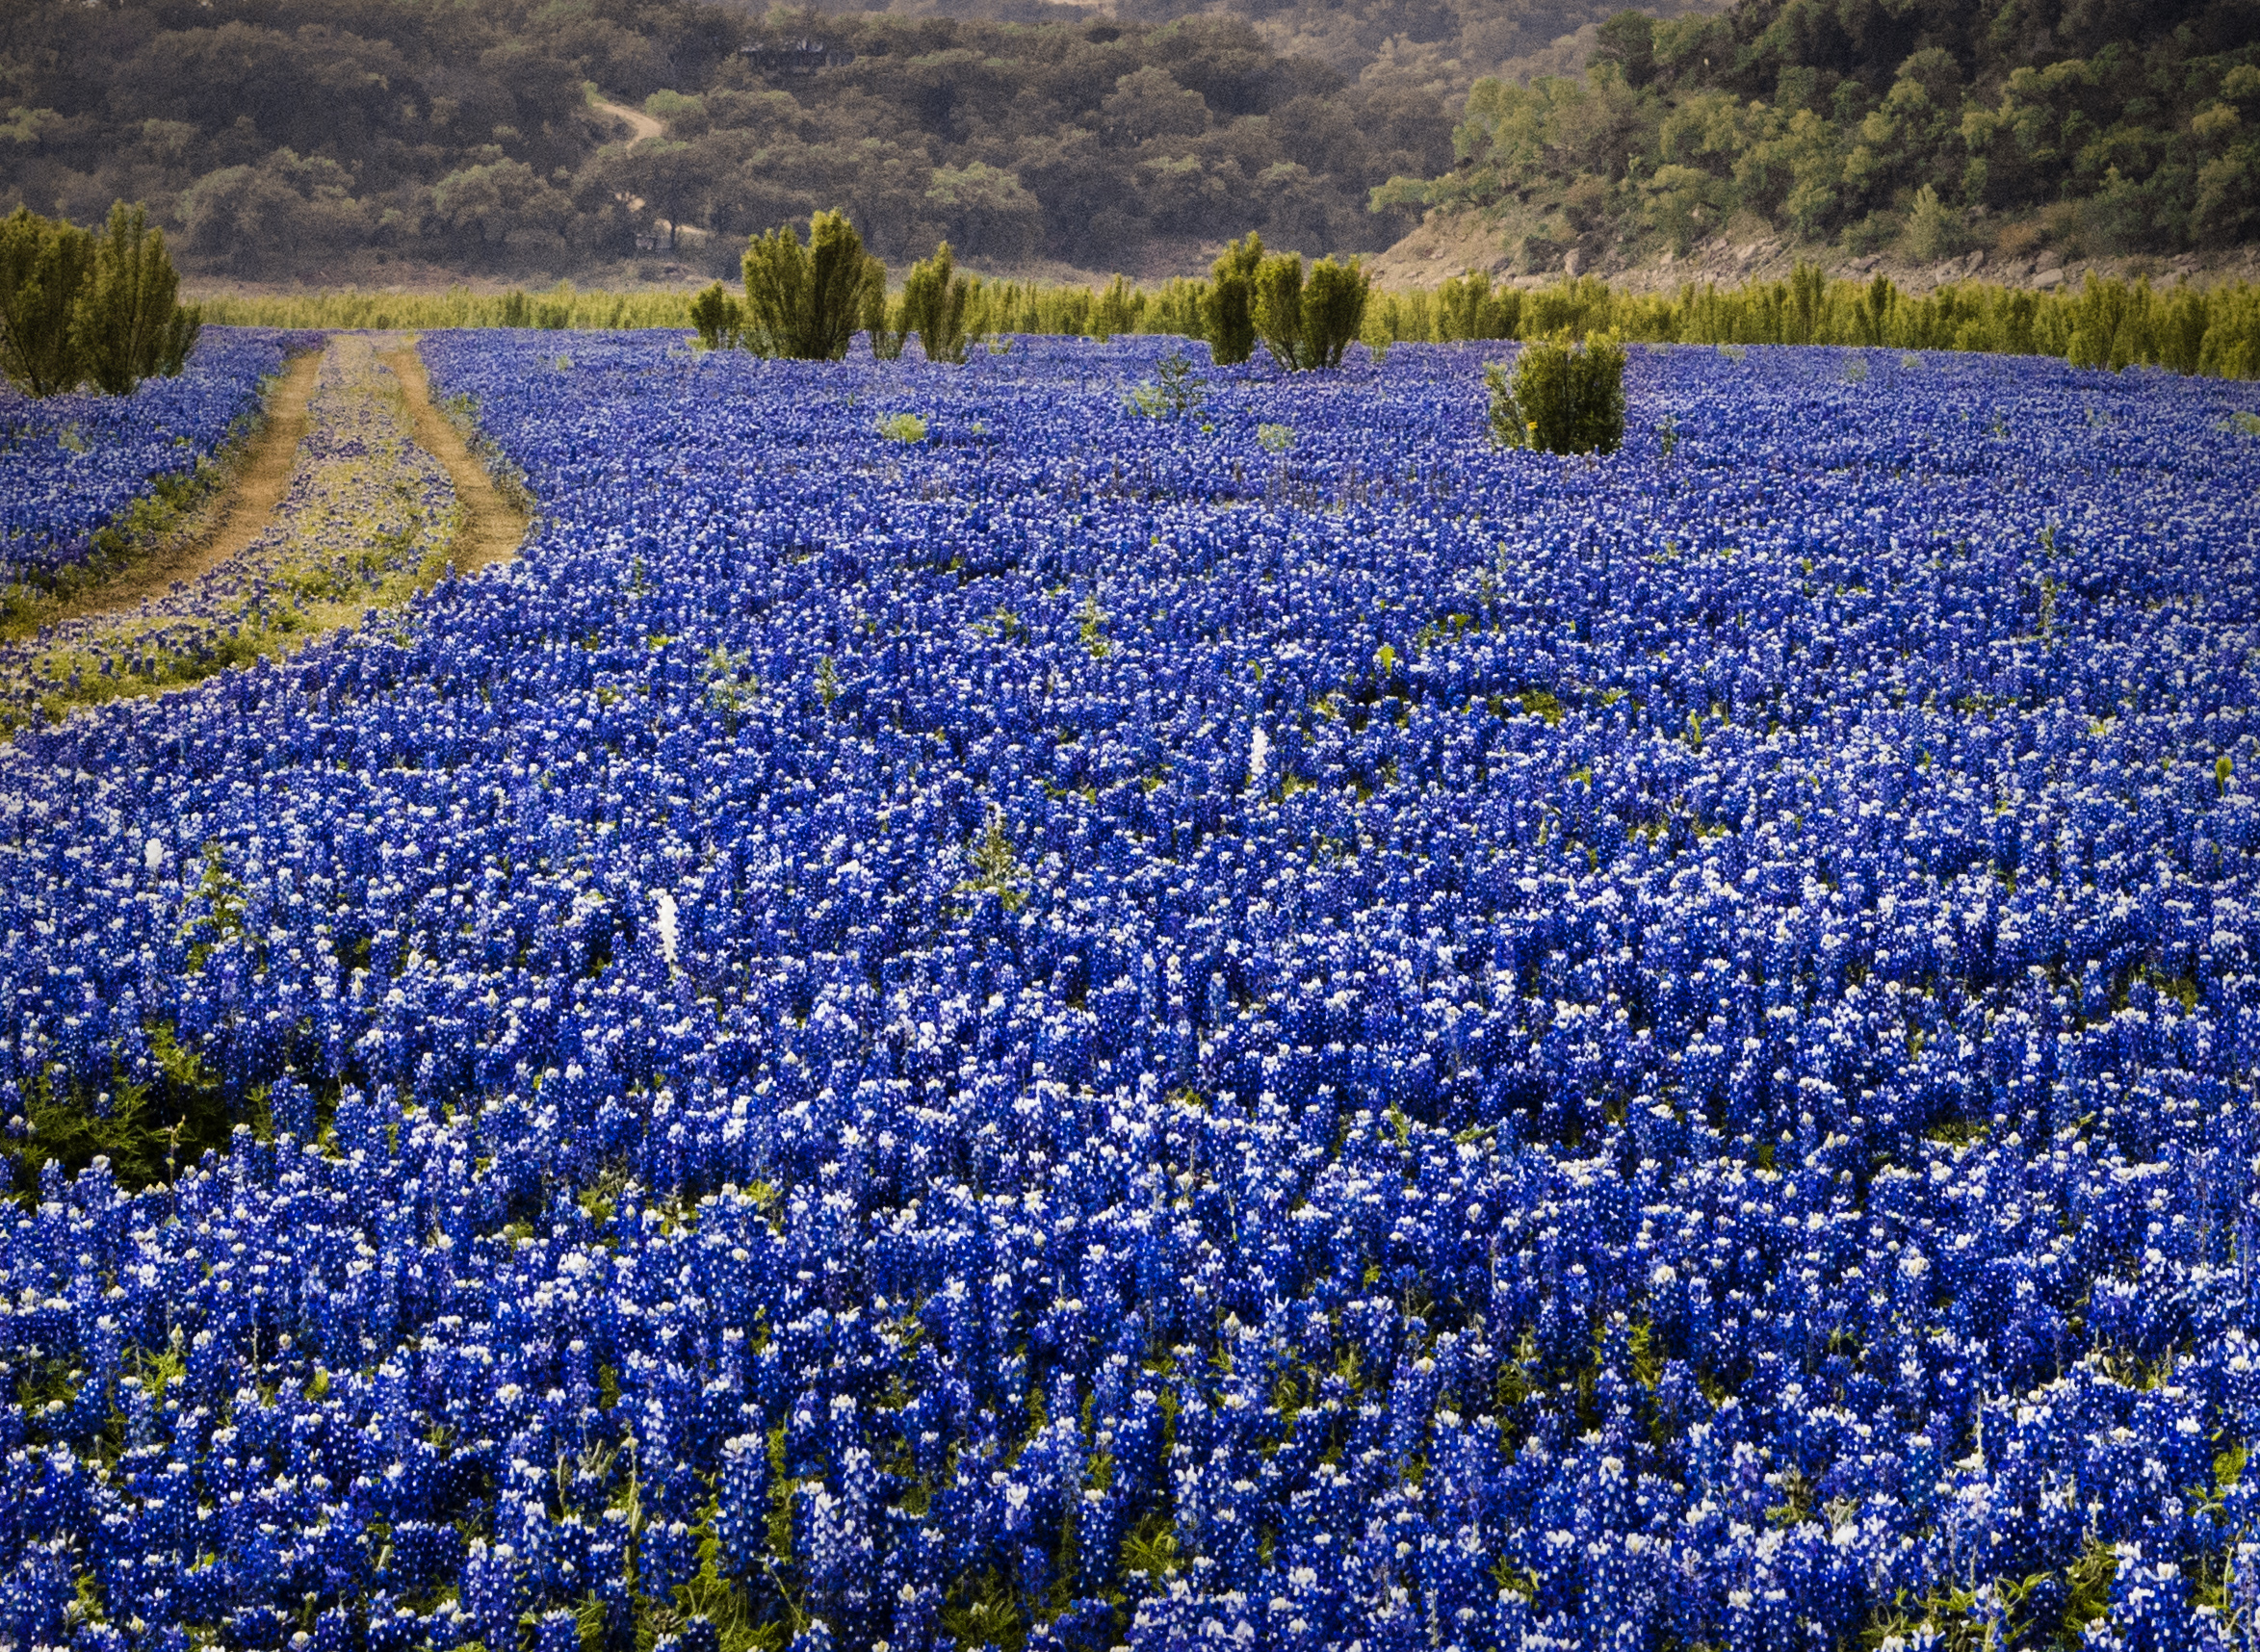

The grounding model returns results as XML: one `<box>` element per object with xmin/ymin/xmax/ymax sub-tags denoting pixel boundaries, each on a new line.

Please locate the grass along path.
<box><xmin>0</xmin><ymin>334</ymin><xmax>528</xmax><ymax>735</ymax></box>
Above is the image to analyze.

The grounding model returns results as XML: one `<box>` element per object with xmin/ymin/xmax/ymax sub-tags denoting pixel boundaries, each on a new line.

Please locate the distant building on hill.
<box><xmin>739</xmin><ymin>39</ymin><xmax>852</xmax><ymax>74</ymax></box>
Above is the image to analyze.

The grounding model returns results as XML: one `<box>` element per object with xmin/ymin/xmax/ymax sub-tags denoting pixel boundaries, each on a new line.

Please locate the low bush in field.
<box><xmin>1488</xmin><ymin>330</ymin><xmax>1627</xmax><ymax>453</ymax></box>
<box><xmin>0</xmin><ymin>202</ymin><xmax>201</xmax><ymax>398</ymax></box>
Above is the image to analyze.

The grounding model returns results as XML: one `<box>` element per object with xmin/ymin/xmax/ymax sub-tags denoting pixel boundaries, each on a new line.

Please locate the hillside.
<box><xmin>1373</xmin><ymin>0</ymin><xmax>2260</xmax><ymax>281</ymax></box>
<box><xmin>0</xmin><ymin>0</ymin><xmax>1466</xmax><ymax>282</ymax></box>
<box><xmin>4</xmin><ymin>0</ymin><xmax>2253</xmax><ymax>291</ymax></box>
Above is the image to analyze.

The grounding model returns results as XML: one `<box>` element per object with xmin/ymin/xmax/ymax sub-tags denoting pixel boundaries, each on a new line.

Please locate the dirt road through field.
<box><xmin>1</xmin><ymin>333</ymin><xmax>530</xmax><ymax>733</ymax></box>
<box><xmin>41</xmin><ymin>347</ymin><xmax>325</xmax><ymax>627</ymax></box>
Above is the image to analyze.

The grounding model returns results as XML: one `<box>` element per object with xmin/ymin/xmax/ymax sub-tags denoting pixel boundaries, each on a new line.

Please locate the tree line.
<box><xmin>676</xmin><ymin>204</ymin><xmax>2260</xmax><ymax>388</ymax></box>
<box><xmin>0</xmin><ymin>0</ymin><xmax>1448</xmax><ymax>280</ymax></box>
<box><xmin>1381</xmin><ymin>0</ymin><xmax>2259</xmax><ymax>271</ymax></box>
<box><xmin>692</xmin><ymin>214</ymin><xmax>1375</xmax><ymax>370</ymax></box>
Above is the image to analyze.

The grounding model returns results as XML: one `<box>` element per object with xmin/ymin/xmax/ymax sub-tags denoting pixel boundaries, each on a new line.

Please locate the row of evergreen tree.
<box><xmin>691</xmin><ymin>213</ymin><xmax>1375</xmax><ymax>373</ymax></box>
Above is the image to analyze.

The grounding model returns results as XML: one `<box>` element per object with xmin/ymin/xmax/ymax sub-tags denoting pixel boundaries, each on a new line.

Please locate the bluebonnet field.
<box><xmin>0</xmin><ymin>326</ymin><xmax>2258</xmax><ymax>1652</ymax></box>
<box><xmin>0</xmin><ymin>331</ymin><xmax>320</xmax><ymax>584</ymax></box>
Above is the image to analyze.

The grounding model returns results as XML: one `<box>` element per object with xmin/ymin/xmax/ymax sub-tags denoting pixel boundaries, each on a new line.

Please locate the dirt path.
<box><xmin>593</xmin><ymin>96</ymin><xmax>664</xmax><ymax>145</ymax></box>
<box><xmin>45</xmin><ymin>338</ymin><xmax>524</xmax><ymax>632</ymax></box>
<box><xmin>42</xmin><ymin>348</ymin><xmax>325</xmax><ymax>627</ymax></box>
<box><xmin>380</xmin><ymin>343</ymin><xmax>529</xmax><ymax>578</ymax></box>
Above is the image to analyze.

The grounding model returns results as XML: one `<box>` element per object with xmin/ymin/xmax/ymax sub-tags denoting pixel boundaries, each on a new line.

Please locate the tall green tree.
<box><xmin>1205</xmin><ymin>232</ymin><xmax>1263</xmax><ymax>366</ymax></box>
<box><xmin>1252</xmin><ymin>248</ymin><xmax>1306</xmax><ymax>369</ymax></box>
<box><xmin>901</xmin><ymin>240</ymin><xmax>972</xmax><ymax>364</ymax></box>
<box><xmin>0</xmin><ymin>207</ymin><xmax>93</xmax><ymax>397</ymax></box>
<box><xmin>1251</xmin><ymin>248</ymin><xmax>1370</xmax><ymax>370</ymax></box>
<box><xmin>74</xmin><ymin>201</ymin><xmax>200</xmax><ymax>396</ymax></box>
<box><xmin>741</xmin><ymin>210</ymin><xmax>882</xmax><ymax>361</ymax></box>
<box><xmin>1301</xmin><ymin>256</ymin><xmax>1371</xmax><ymax>369</ymax></box>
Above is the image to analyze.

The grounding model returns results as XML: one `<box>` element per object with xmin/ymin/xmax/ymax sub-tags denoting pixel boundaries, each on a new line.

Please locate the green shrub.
<box><xmin>1786</xmin><ymin>260</ymin><xmax>1828</xmax><ymax>345</ymax></box>
<box><xmin>74</xmin><ymin>203</ymin><xmax>199</xmax><ymax>395</ymax></box>
<box><xmin>688</xmin><ymin>281</ymin><xmax>742</xmax><ymax>349</ymax></box>
<box><xmin>0</xmin><ymin>206</ymin><xmax>93</xmax><ymax>396</ymax></box>
<box><xmin>1438</xmin><ymin>269</ymin><xmax>1520</xmax><ymax>341</ymax></box>
<box><xmin>1487</xmin><ymin>331</ymin><xmax>1626</xmax><ymax>454</ymax></box>
<box><xmin>902</xmin><ymin>241</ymin><xmax>974</xmax><ymax>364</ymax></box>
<box><xmin>1903</xmin><ymin>184</ymin><xmax>1965</xmax><ymax>264</ymax></box>
<box><xmin>878</xmin><ymin>411</ymin><xmax>926</xmax><ymax>443</ymax></box>
<box><xmin>1252</xmin><ymin>250</ymin><xmax>1370</xmax><ymax>371</ymax></box>
<box><xmin>741</xmin><ymin>209</ymin><xmax>882</xmax><ymax>361</ymax></box>
<box><xmin>865</xmin><ymin>277</ymin><xmax>906</xmax><ymax>360</ymax></box>
<box><xmin>0</xmin><ymin>202</ymin><xmax>198</xmax><ymax>398</ymax></box>
<box><xmin>1204</xmin><ymin>233</ymin><xmax>1263</xmax><ymax>366</ymax></box>
<box><xmin>1128</xmin><ymin>348</ymin><xmax>1206</xmax><ymax>418</ymax></box>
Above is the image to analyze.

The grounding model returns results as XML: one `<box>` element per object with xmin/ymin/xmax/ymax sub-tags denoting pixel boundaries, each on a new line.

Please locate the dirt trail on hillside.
<box><xmin>594</xmin><ymin>97</ymin><xmax>663</xmax><ymax>144</ymax></box>
<box><xmin>43</xmin><ymin>348</ymin><xmax>325</xmax><ymax>627</ymax></box>
<box><xmin>380</xmin><ymin>343</ymin><xmax>529</xmax><ymax>578</ymax></box>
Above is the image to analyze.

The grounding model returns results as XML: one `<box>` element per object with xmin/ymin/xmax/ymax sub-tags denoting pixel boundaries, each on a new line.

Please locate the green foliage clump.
<box><xmin>1204</xmin><ymin>233</ymin><xmax>1264</xmax><ymax>367</ymax></box>
<box><xmin>1902</xmin><ymin>184</ymin><xmax>1965</xmax><ymax>265</ymax></box>
<box><xmin>901</xmin><ymin>240</ymin><xmax>974</xmax><ymax>364</ymax></box>
<box><xmin>1078</xmin><ymin>590</ymin><xmax>1109</xmax><ymax>658</ymax></box>
<box><xmin>1438</xmin><ymin>269</ymin><xmax>1522</xmax><ymax>340</ymax></box>
<box><xmin>877</xmin><ymin>411</ymin><xmax>926</xmax><ymax>443</ymax></box>
<box><xmin>1128</xmin><ymin>348</ymin><xmax>1207</xmax><ymax>418</ymax></box>
<box><xmin>1252</xmin><ymin>250</ymin><xmax>1371</xmax><ymax>371</ymax></box>
<box><xmin>0</xmin><ymin>201</ymin><xmax>199</xmax><ymax>398</ymax></box>
<box><xmin>688</xmin><ymin>281</ymin><xmax>742</xmax><ymax>350</ymax></box>
<box><xmin>740</xmin><ymin>210</ymin><xmax>883</xmax><ymax>362</ymax></box>
<box><xmin>81</xmin><ymin>202</ymin><xmax>202</xmax><ymax>391</ymax></box>
<box><xmin>955</xmin><ymin>808</ymin><xmax>1030</xmax><ymax>911</ymax></box>
<box><xmin>1487</xmin><ymin>331</ymin><xmax>1626</xmax><ymax>454</ymax></box>
<box><xmin>0</xmin><ymin>1024</ymin><xmax>235</xmax><ymax>1200</ymax></box>
<box><xmin>864</xmin><ymin>272</ymin><xmax>906</xmax><ymax>362</ymax></box>
<box><xmin>0</xmin><ymin>206</ymin><xmax>95</xmax><ymax>396</ymax></box>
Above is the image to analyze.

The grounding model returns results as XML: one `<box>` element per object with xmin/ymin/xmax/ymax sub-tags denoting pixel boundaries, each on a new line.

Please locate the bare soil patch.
<box><xmin>380</xmin><ymin>343</ymin><xmax>529</xmax><ymax>578</ymax></box>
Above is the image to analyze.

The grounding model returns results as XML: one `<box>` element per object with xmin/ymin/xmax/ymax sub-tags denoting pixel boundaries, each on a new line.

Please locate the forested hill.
<box><xmin>1380</xmin><ymin>0</ymin><xmax>2260</xmax><ymax>275</ymax></box>
<box><xmin>0</xmin><ymin>0</ymin><xmax>1475</xmax><ymax>281</ymax></box>
<box><xmin>4</xmin><ymin>0</ymin><xmax>2254</xmax><ymax>288</ymax></box>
